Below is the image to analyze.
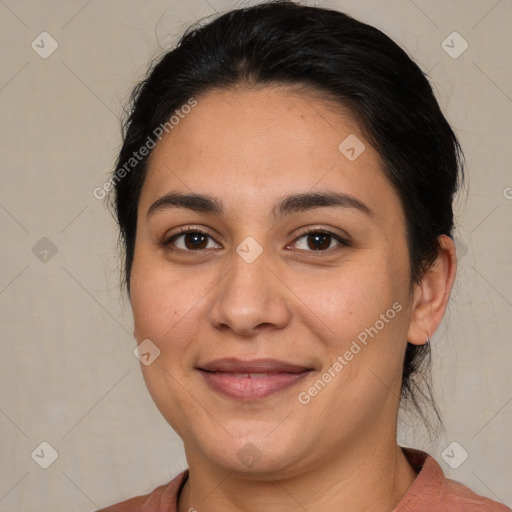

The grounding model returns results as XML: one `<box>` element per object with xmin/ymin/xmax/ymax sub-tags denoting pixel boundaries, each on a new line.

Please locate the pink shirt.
<box><xmin>98</xmin><ymin>448</ymin><xmax>511</xmax><ymax>511</ymax></box>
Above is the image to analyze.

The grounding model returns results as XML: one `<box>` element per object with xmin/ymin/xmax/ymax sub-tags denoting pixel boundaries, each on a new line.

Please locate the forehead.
<box><xmin>140</xmin><ymin>86</ymin><xmax>401</xmax><ymax>223</ymax></box>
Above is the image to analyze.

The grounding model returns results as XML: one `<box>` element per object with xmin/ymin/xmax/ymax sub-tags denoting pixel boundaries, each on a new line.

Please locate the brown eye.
<box><xmin>166</xmin><ymin>230</ymin><xmax>221</xmax><ymax>251</ymax></box>
<box><xmin>292</xmin><ymin>230</ymin><xmax>347</xmax><ymax>252</ymax></box>
<box><xmin>306</xmin><ymin>232</ymin><xmax>332</xmax><ymax>250</ymax></box>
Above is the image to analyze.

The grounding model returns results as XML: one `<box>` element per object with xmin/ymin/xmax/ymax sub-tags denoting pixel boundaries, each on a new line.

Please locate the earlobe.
<box><xmin>407</xmin><ymin>235</ymin><xmax>457</xmax><ymax>346</ymax></box>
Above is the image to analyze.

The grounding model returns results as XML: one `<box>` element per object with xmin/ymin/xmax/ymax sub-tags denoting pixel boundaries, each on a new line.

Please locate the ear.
<box><xmin>407</xmin><ymin>234</ymin><xmax>457</xmax><ymax>345</ymax></box>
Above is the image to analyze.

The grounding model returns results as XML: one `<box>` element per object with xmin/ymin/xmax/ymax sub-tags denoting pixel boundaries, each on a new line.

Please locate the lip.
<box><xmin>197</xmin><ymin>358</ymin><xmax>314</xmax><ymax>401</ymax></box>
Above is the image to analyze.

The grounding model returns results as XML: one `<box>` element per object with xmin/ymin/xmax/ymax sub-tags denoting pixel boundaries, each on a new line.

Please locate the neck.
<box><xmin>178</xmin><ymin>438</ymin><xmax>418</xmax><ymax>512</ymax></box>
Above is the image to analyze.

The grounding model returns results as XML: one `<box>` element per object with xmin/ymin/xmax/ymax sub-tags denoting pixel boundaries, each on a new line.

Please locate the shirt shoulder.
<box><xmin>96</xmin><ymin>470</ymin><xmax>188</xmax><ymax>512</ymax></box>
<box><xmin>395</xmin><ymin>448</ymin><xmax>511</xmax><ymax>512</ymax></box>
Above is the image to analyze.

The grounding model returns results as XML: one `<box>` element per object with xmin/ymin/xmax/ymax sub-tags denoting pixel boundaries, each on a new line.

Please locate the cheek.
<box><xmin>130</xmin><ymin>247</ymin><xmax>188</xmax><ymax>342</ymax></box>
<box><xmin>294</xmin><ymin>257</ymin><xmax>406</xmax><ymax>344</ymax></box>
<box><xmin>131</xmin><ymin>272</ymin><xmax>199</xmax><ymax>345</ymax></box>
<box><xmin>129</xmin><ymin>255</ymin><xmax>209</xmax><ymax>434</ymax></box>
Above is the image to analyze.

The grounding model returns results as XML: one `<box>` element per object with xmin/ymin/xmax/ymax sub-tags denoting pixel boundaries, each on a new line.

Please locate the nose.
<box><xmin>208</xmin><ymin>248</ymin><xmax>293</xmax><ymax>337</ymax></box>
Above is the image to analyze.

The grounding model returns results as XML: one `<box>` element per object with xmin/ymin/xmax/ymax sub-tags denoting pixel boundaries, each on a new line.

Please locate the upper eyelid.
<box><xmin>293</xmin><ymin>225</ymin><xmax>349</xmax><ymax>240</ymax></box>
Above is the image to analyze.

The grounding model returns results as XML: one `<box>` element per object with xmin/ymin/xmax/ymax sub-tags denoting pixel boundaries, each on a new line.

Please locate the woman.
<box><xmin>99</xmin><ymin>1</ymin><xmax>510</xmax><ymax>510</ymax></box>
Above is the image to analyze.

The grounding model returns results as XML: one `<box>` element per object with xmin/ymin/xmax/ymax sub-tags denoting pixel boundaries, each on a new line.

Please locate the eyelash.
<box><xmin>162</xmin><ymin>226</ymin><xmax>350</xmax><ymax>254</ymax></box>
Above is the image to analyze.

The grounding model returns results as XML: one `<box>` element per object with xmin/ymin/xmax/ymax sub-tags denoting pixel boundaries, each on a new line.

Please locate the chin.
<box><xmin>188</xmin><ymin>425</ymin><xmax>310</xmax><ymax>477</ymax></box>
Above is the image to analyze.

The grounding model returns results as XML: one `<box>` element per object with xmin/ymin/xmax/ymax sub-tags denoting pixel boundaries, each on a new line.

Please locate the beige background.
<box><xmin>0</xmin><ymin>0</ymin><xmax>511</xmax><ymax>510</ymax></box>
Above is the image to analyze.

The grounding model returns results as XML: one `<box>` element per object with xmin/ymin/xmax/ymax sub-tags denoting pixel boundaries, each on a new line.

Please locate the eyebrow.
<box><xmin>146</xmin><ymin>191</ymin><xmax>372</xmax><ymax>220</ymax></box>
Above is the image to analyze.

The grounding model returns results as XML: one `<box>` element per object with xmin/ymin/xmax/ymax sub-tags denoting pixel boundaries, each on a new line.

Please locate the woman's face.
<box><xmin>130</xmin><ymin>86</ymin><xmax>417</xmax><ymax>476</ymax></box>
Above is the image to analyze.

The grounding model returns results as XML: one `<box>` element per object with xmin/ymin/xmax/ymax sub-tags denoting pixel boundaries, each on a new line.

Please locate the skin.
<box><xmin>129</xmin><ymin>86</ymin><xmax>457</xmax><ymax>512</ymax></box>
